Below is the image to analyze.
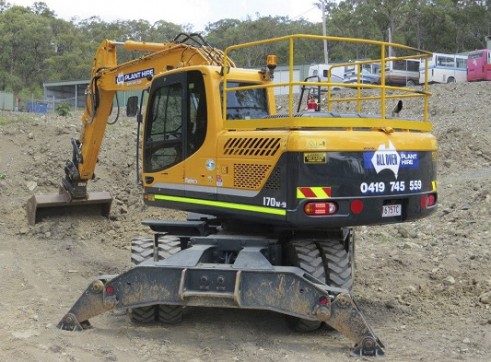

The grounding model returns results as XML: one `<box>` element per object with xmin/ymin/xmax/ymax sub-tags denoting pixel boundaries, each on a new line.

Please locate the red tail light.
<box><xmin>105</xmin><ymin>285</ymin><xmax>115</xmax><ymax>296</ymax></box>
<box><xmin>350</xmin><ymin>199</ymin><xmax>364</xmax><ymax>214</ymax></box>
<box><xmin>304</xmin><ymin>202</ymin><xmax>338</xmax><ymax>216</ymax></box>
<box><xmin>421</xmin><ymin>193</ymin><xmax>437</xmax><ymax>209</ymax></box>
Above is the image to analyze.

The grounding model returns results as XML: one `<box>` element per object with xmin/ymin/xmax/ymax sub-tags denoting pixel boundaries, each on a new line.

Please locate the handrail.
<box><xmin>222</xmin><ymin>34</ymin><xmax>433</xmax><ymax>129</ymax></box>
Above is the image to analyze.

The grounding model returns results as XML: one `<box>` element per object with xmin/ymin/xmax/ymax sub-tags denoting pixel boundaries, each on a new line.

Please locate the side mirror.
<box><xmin>126</xmin><ymin>96</ymin><xmax>139</xmax><ymax>117</ymax></box>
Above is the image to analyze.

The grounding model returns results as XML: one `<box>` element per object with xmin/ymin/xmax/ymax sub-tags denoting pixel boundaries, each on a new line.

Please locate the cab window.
<box><xmin>144</xmin><ymin>83</ymin><xmax>183</xmax><ymax>172</ymax></box>
<box><xmin>223</xmin><ymin>82</ymin><xmax>268</xmax><ymax>120</ymax></box>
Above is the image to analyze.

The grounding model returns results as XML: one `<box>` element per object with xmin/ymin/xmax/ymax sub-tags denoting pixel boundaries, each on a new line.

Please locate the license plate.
<box><xmin>382</xmin><ymin>204</ymin><xmax>401</xmax><ymax>217</ymax></box>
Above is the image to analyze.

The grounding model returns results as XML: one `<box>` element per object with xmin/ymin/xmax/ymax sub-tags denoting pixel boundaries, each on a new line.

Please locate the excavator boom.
<box><xmin>27</xmin><ymin>33</ymin><xmax>232</xmax><ymax>224</ymax></box>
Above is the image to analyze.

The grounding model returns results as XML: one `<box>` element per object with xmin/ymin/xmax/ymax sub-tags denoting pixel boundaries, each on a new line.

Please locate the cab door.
<box><xmin>142</xmin><ymin>72</ymin><xmax>187</xmax><ymax>194</ymax></box>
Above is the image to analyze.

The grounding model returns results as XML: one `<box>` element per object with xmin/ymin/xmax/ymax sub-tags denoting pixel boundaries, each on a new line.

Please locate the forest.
<box><xmin>0</xmin><ymin>0</ymin><xmax>490</xmax><ymax>100</ymax></box>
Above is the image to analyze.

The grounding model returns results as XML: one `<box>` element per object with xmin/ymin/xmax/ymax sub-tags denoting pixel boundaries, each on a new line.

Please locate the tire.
<box><xmin>318</xmin><ymin>239</ymin><xmax>353</xmax><ymax>292</ymax></box>
<box><xmin>447</xmin><ymin>77</ymin><xmax>456</xmax><ymax>84</ymax></box>
<box><xmin>156</xmin><ymin>304</ymin><xmax>183</xmax><ymax>324</ymax></box>
<box><xmin>131</xmin><ymin>237</ymin><xmax>154</xmax><ymax>265</ymax></box>
<box><xmin>283</xmin><ymin>230</ymin><xmax>354</xmax><ymax>332</ymax></box>
<box><xmin>284</xmin><ymin>240</ymin><xmax>325</xmax><ymax>332</ymax></box>
<box><xmin>129</xmin><ymin>235</ymin><xmax>184</xmax><ymax>324</ymax></box>
<box><xmin>156</xmin><ymin>235</ymin><xmax>181</xmax><ymax>260</ymax></box>
<box><xmin>155</xmin><ymin>235</ymin><xmax>183</xmax><ymax>324</ymax></box>
<box><xmin>406</xmin><ymin>79</ymin><xmax>416</xmax><ymax>86</ymax></box>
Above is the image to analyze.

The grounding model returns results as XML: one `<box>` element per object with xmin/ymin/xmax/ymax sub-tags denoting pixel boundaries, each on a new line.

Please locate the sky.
<box><xmin>10</xmin><ymin>0</ymin><xmax>323</xmax><ymax>30</ymax></box>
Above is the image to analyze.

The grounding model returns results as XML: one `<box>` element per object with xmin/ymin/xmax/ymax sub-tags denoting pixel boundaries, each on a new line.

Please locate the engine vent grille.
<box><xmin>234</xmin><ymin>164</ymin><xmax>271</xmax><ymax>189</ymax></box>
<box><xmin>224</xmin><ymin>137</ymin><xmax>281</xmax><ymax>157</ymax></box>
<box><xmin>264</xmin><ymin>166</ymin><xmax>281</xmax><ymax>190</ymax></box>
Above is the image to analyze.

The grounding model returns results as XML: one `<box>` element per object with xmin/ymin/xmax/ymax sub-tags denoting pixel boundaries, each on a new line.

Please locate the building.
<box><xmin>43</xmin><ymin>80</ymin><xmax>142</xmax><ymax>113</ymax></box>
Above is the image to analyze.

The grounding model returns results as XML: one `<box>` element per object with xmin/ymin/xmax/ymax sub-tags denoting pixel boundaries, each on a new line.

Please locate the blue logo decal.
<box><xmin>116</xmin><ymin>68</ymin><xmax>154</xmax><ymax>85</ymax></box>
<box><xmin>364</xmin><ymin>142</ymin><xmax>419</xmax><ymax>178</ymax></box>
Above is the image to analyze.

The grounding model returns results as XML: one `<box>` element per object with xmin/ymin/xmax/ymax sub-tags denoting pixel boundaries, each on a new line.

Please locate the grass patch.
<box><xmin>0</xmin><ymin>113</ymin><xmax>35</xmax><ymax>126</ymax></box>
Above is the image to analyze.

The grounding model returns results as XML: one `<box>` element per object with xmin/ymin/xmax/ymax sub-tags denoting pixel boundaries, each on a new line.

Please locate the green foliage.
<box><xmin>0</xmin><ymin>0</ymin><xmax>490</xmax><ymax>97</ymax></box>
<box><xmin>55</xmin><ymin>103</ymin><xmax>71</xmax><ymax>116</ymax></box>
<box><xmin>0</xmin><ymin>172</ymin><xmax>6</xmax><ymax>180</ymax></box>
<box><xmin>0</xmin><ymin>113</ymin><xmax>33</xmax><ymax>125</ymax></box>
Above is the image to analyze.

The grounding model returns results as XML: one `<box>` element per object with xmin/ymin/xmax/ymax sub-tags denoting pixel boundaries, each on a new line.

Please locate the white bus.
<box><xmin>419</xmin><ymin>53</ymin><xmax>468</xmax><ymax>84</ymax></box>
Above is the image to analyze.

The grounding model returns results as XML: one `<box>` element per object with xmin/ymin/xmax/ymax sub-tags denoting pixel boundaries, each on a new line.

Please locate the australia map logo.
<box><xmin>370</xmin><ymin>141</ymin><xmax>401</xmax><ymax>179</ymax></box>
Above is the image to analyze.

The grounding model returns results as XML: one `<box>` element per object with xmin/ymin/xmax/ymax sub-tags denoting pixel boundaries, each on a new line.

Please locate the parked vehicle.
<box><xmin>467</xmin><ymin>49</ymin><xmax>491</xmax><ymax>81</ymax></box>
<box><xmin>342</xmin><ymin>61</ymin><xmax>381</xmax><ymax>84</ymax></box>
<box><xmin>419</xmin><ymin>53</ymin><xmax>467</xmax><ymax>84</ymax></box>
<box><xmin>308</xmin><ymin>61</ymin><xmax>380</xmax><ymax>88</ymax></box>
<box><xmin>382</xmin><ymin>59</ymin><xmax>420</xmax><ymax>86</ymax></box>
<box><xmin>308</xmin><ymin>63</ymin><xmax>345</xmax><ymax>84</ymax></box>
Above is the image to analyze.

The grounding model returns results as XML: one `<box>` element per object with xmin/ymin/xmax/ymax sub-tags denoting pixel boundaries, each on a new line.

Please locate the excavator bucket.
<box><xmin>26</xmin><ymin>186</ymin><xmax>112</xmax><ymax>225</ymax></box>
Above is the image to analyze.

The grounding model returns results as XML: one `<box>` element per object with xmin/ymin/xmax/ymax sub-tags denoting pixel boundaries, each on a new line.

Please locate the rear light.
<box><xmin>421</xmin><ymin>193</ymin><xmax>437</xmax><ymax>209</ymax></box>
<box><xmin>304</xmin><ymin>201</ymin><xmax>338</xmax><ymax>216</ymax></box>
<box><xmin>105</xmin><ymin>285</ymin><xmax>115</xmax><ymax>296</ymax></box>
<box><xmin>350</xmin><ymin>199</ymin><xmax>364</xmax><ymax>214</ymax></box>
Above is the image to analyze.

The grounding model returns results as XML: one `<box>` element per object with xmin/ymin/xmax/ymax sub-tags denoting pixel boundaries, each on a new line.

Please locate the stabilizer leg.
<box><xmin>316</xmin><ymin>293</ymin><xmax>385</xmax><ymax>357</ymax></box>
<box><xmin>57</xmin><ymin>279</ymin><xmax>116</xmax><ymax>331</ymax></box>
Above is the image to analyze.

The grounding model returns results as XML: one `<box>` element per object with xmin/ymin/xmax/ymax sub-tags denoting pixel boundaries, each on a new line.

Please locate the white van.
<box><xmin>383</xmin><ymin>59</ymin><xmax>420</xmax><ymax>86</ymax></box>
<box><xmin>308</xmin><ymin>62</ymin><xmax>380</xmax><ymax>86</ymax></box>
<box><xmin>308</xmin><ymin>63</ymin><xmax>345</xmax><ymax>84</ymax></box>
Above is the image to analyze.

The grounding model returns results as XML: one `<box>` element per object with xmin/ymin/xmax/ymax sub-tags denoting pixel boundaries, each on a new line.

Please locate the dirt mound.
<box><xmin>0</xmin><ymin>81</ymin><xmax>490</xmax><ymax>361</ymax></box>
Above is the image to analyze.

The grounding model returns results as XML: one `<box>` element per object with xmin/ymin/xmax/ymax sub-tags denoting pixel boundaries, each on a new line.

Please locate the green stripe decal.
<box><xmin>153</xmin><ymin>194</ymin><xmax>286</xmax><ymax>216</ymax></box>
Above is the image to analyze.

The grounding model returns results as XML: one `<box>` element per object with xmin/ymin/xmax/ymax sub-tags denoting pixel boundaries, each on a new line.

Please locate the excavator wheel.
<box><xmin>155</xmin><ymin>235</ymin><xmax>183</xmax><ymax>324</ymax></box>
<box><xmin>284</xmin><ymin>229</ymin><xmax>354</xmax><ymax>332</ymax></box>
<box><xmin>284</xmin><ymin>240</ymin><xmax>325</xmax><ymax>332</ymax></box>
<box><xmin>129</xmin><ymin>236</ymin><xmax>184</xmax><ymax>324</ymax></box>
<box><xmin>318</xmin><ymin>230</ymin><xmax>354</xmax><ymax>292</ymax></box>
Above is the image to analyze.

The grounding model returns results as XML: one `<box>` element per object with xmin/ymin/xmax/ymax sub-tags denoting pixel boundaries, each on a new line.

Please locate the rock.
<box><xmin>385</xmin><ymin>299</ymin><xmax>397</xmax><ymax>309</ymax></box>
<box><xmin>26</xmin><ymin>181</ymin><xmax>37</xmax><ymax>191</ymax></box>
<box><xmin>19</xmin><ymin>227</ymin><xmax>29</xmax><ymax>235</ymax></box>
<box><xmin>12</xmin><ymin>330</ymin><xmax>39</xmax><ymax>339</ymax></box>
<box><xmin>480</xmin><ymin>291</ymin><xmax>491</xmax><ymax>304</ymax></box>
<box><xmin>443</xmin><ymin>276</ymin><xmax>456</xmax><ymax>286</ymax></box>
<box><xmin>398</xmin><ymin>227</ymin><xmax>410</xmax><ymax>238</ymax></box>
<box><xmin>402</xmin><ymin>242</ymin><xmax>421</xmax><ymax>249</ymax></box>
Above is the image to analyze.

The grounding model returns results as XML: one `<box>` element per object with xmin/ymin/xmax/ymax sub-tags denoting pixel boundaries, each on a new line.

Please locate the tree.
<box><xmin>0</xmin><ymin>6</ymin><xmax>54</xmax><ymax>93</ymax></box>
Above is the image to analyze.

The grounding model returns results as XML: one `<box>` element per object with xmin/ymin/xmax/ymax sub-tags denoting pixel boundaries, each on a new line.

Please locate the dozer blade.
<box><xmin>26</xmin><ymin>186</ymin><xmax>112</xmax><ymax>225</ymax></box>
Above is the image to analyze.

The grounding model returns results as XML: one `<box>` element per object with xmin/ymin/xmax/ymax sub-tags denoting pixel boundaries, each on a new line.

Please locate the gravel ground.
<box><xmin>0</xmin><ymin>81</ymin><xmax>490</xmax><ymax>361</ymax></box>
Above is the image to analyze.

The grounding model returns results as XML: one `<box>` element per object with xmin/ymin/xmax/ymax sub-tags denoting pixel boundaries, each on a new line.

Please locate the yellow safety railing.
<box><xmin>222</xmin><ymin>34</ymin><xmax>432</xmax><ymax>131</ymax></box>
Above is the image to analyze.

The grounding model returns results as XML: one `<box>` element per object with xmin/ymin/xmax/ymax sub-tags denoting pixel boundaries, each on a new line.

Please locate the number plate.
<box><xmin>382</xmin><ymin>204</ymin><xmax>402</xmax><ymax>217</ymax></box>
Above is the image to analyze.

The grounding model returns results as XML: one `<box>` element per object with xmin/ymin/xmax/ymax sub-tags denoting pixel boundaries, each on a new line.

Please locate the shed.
<box><xmin>43</xmin><ymin>80</ymin><xmax>144</xmax><ymax>113</ymax></box>
<box><xmin>0</xmin><ymin>91</ymin><xmax>14</xmax><ymax>111</ymax></box>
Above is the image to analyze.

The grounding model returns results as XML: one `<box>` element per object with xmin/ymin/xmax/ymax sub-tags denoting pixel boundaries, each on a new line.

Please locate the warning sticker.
<box><xmin>304</xmin><ymin>152</ymin><xmax>327</xmax><ymax>164</ymax></box>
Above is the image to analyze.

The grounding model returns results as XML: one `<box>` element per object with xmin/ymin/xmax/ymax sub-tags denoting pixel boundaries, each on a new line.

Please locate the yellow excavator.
<box><xmin>28</xmin><ymin>33</ymin><xmax>438</xmax><ymax>357</ymax></box>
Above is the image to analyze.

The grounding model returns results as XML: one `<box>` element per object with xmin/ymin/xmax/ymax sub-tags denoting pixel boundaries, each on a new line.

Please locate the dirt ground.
<box><xmin>0</xmin><ymin>81</ymin><xmax>490</xmax><ymax>361</ymax></box>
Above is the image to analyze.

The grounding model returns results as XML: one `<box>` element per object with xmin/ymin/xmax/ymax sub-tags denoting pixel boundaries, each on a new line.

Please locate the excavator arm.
<box><xmin>27</xmin><ymin>33</ymin><xmax>234</xmax><ymax>224</ymax></box>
